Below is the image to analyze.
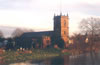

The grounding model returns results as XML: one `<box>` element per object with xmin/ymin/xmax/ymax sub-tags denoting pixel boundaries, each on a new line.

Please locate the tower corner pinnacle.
<box><xmin>67</xmin><ymin>13</ymin><xmax>69</xmax><ymax>16</ymax></box>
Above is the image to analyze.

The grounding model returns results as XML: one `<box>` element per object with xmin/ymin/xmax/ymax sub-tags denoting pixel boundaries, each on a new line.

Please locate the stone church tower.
<box><xmin>54</xmin><ymin>14</ymin><xmax>69</xmax><ymax>48</ymax></box>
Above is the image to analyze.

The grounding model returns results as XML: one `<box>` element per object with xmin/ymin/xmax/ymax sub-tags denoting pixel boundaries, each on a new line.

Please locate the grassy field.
<box><xmin>1</xmin><ymin>48</ymin><xmax>70</xmax><ymax>63</ymax></box>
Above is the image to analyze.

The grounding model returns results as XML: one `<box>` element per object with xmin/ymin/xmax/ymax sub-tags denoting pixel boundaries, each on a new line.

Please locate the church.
<box><xmin>20</xmin><ymin>14</ymin><xmax>69</xmax><ymax>48</ymax></box>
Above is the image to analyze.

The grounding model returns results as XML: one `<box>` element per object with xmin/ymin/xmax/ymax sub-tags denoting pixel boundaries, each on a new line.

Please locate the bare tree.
<box><xmin>12</xmin><ymin>28</ymin><xmax>23</xmax><ymax>37</ymax></box>
<box><xmin>12</xmin><ymin>28</ymin><xmax>34</xmax><ymax>38</ymax></box>
<box><xmin>79</xmin><ymin>17</ymin><xmax>100</xmax><ymax>65</ymax></box>
<box><xmin>79</xmin><ymin>17</ymin><xmax>100</xmax><ymax>51</ymax></box>
<box><xmin>79</xmin><ymin>17</ymin><xmax>100</xmax><ymax>35</ymax></box>
<box><xmin>0</xmin><ymin>31</ymin><xmax>4</xmax><ymax>47</ymax></box>
<box><xmin>71</xmin><ymin>33</ymin><xmax>87</xmax><ymax>54</ymax></box>
<box><xmin>0</xmin><ymin>30</ymin><xmax>3</xmax><ymax>38</ymax></box>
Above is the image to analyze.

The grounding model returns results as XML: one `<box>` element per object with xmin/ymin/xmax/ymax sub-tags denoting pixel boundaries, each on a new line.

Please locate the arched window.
<box><xmin>64</xmin><ymin>31</ymin><xmax>66</xmax><ymax>35</ymax></box>
<box><xmin>64</xmin><ymin>20</ymin><xmax>66</xmax><ymax>26</ymax></box>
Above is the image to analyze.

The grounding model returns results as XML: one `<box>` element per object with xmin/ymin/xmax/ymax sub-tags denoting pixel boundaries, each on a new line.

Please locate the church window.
<box><xmin>67</xmin><ymin>35</ymin><xmax>69</xmax><ymax>37</ymax></box>
<box><xmin>64</xmin><ymin>20</ymin><xmax>66</xmax><ymax>26</ymax></box>
<box><xmin>64</xmin><ymin>31</ymin><xmax>66</xmax><ymax>35</ymax></box>
<box><xmin>46</xmin><ymin>40</ymin><xmax>50</xmax><ymax>44</ymax></box>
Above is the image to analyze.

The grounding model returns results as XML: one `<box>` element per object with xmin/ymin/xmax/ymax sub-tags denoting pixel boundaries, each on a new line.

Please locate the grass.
<box><xmin>1</xmin><ymin>48</ymin><xmax>70</xmax><ymax>63</ymax></box>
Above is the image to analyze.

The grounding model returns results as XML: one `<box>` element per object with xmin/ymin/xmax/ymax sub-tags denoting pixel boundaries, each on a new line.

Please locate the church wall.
<box><xmin>42</xmin><ymin>36</ymin><xmax>51</xmax><ymax>48</ymax></box>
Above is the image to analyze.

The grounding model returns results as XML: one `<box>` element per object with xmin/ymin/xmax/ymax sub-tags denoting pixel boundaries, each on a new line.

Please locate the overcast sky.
<box><xmin>0</xmin><ymin>0</ymin><xmax>100</xmax><ymax>37</ymax></box>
